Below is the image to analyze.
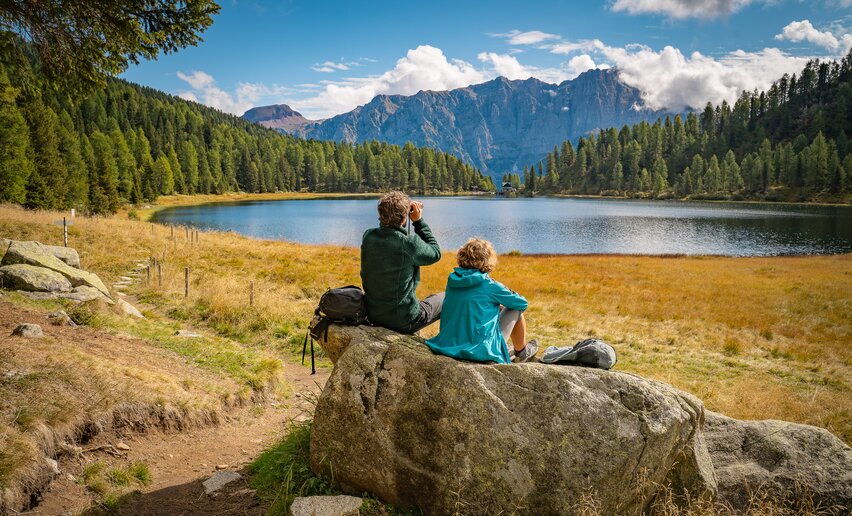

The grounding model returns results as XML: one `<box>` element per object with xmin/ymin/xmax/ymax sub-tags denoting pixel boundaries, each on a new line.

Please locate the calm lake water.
<box><xmin>151</xmin><ymin>197</ymin><xmax>852</xmax><ymax>256</ymax></box>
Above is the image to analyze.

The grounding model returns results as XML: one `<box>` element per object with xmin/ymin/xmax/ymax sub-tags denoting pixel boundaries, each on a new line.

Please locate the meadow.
<box><xmin>0</xmin><ymin>201</ymin><xmax>849</xmax><ymax>444</ymax></box>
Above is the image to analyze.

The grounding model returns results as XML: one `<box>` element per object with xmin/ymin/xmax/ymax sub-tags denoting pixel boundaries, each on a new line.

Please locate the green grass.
<box><xmin>249</xmin><ymin>419</ymin><xmax>336</xmax><ymax>514</ymax></box>
<box><xmin>128</xmin><ymin>461</ymin><xmax>152</xmax><ymax>486</ymax></box>
<box><xmin>249</xmin><ymin>418</ymin><xmax>421</xmax><ymax>515</ymax></box>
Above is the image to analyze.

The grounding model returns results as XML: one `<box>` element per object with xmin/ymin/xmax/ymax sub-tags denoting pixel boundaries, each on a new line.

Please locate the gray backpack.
<box><xmin>540</xmin><ymin>339</ymin><xmax>617</xmax><ymax>370</ymax></box>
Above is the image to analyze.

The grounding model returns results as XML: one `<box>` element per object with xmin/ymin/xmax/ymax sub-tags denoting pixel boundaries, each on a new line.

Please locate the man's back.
<box><xmin>361</xmin><ymin>219</ymin><xmax>441</xmax><ymax>332</ymax></box>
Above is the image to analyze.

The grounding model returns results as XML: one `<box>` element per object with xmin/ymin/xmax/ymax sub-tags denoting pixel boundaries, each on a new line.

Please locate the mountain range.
<box><xmin>243</xmin><ymin>68</ymin><xmax>674</xmax><ymax>177</ymax></box>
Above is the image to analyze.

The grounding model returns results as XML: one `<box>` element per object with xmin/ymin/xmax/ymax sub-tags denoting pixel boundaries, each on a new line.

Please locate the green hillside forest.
<box><xmin>0</xmin><ymin>60</ymin><xmax>495</xmax><ymax>215</ymax></box>
<box><xmin>519</xmin><ymin>51</ymin><xmax>852</xmax><ymax>202</ymax></box>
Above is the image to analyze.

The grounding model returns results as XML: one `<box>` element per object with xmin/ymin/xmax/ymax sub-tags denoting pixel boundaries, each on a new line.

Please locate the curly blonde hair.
<box><xmin>457</xmin><ymin>238</ymin><xmax>498</xmax><ymax>273</ymax></box>
<box><xmin>377</xmin><ymin>191</ymin><xmax>410</xmax><ymax>227</ymax></box>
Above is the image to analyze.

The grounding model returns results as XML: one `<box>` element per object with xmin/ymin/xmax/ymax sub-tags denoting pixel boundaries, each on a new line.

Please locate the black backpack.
<box><xmin>302</xmin><ymin>285</ymin><xmax>368</xmax><ymax>374</ymax></box>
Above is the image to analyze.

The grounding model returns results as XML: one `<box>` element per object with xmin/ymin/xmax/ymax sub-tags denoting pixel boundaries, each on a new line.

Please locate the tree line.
<box><xmin>0</xmin><ymin>61</ymin><xmax>494</xmax><ymax>214</ymax></box>
<box><xmin>522</xmin><ymin>51</ymin><xmax>852</xmax><ymax>202</ymax></box>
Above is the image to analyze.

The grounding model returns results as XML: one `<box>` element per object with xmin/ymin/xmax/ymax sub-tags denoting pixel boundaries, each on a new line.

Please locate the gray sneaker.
<box><xmin>512</xmin><ymin>340</ymin><xmax>539</xmax><ymax>363</ymax></box>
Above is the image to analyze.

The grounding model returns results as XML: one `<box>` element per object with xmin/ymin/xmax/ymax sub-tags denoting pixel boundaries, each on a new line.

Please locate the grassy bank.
<box><xmin>1</xmin><ymin>204</ymin><xmax>849</xmax><ymax>443</ymax></box>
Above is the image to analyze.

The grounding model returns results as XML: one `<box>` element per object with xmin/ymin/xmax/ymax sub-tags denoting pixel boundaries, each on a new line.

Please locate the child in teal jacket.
<box><xmin>426</xmin><ymin>238</ymin><xmax>538</xmax><ymax>364</ymax></box>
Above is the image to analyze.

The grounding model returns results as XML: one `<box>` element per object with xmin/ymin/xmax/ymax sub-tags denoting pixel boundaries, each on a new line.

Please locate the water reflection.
<box><xmin>151</xmin><ymin>197</ymin><xmax>852</xmax><ymax>256</ymax></box>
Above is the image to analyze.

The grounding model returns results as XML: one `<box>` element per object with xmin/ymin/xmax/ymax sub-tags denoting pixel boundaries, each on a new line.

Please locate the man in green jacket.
<box><xmin>361</xmin><ymin>191</ymin><xmax>444</xmax><ymax>334</ymax></box>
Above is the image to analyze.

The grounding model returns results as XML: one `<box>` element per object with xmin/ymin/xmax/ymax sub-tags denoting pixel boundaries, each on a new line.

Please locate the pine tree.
<box><xmin>0</xmin><ymin>69</ymin><xmax>33</xmax><ymax>204</ymax></box>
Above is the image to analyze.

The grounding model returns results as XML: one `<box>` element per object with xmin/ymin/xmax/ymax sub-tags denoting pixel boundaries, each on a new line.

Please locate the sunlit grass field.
<box><xmin>1</xmin><ymin>202</ymin><xmax>849</xmax><ymax>442</ymax></box>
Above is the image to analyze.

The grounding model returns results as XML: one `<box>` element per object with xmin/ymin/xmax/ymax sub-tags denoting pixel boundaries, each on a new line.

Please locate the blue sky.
<box><xmin>122</xmin><ymin>0</ymin><xmax>852</xmax><ymax>119</ymax></box>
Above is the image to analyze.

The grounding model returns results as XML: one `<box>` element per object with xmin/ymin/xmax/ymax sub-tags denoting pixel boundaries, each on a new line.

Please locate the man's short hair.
<box><xmin>377</xmin><ymin>191</ymin><xmax>411</xmax><ymax>227</ymax></box>
<box><xmin>457</xmin><ymin>238</ymin><xmax>498</xmax><ymax>273</ymax></box>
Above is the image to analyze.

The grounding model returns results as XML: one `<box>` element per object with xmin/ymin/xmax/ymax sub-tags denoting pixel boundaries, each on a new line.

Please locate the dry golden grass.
<box><xmin>1</xmin><ymin>202</ymin><xmax>849</xmax><ymax>443</ymax></box>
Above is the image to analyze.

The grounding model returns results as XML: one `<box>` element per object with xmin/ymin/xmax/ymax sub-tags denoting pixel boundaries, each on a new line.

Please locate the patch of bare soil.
<box><xmin>0</xmin><ymin>299</ymin><xmax>329</xmax><ymax>515</ymax></box>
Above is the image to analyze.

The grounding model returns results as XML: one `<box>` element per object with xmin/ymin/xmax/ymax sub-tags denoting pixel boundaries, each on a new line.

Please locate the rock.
<box><xmin>58</xmin><ymin>285</ymin><xmax>113</xmax><ymax>304</ymax></box>
<box><xmin>42</xmin><ymin>245</ymin><xmax>81</xmax><ymax>268</ymax></box>
<box><xmin>2</xmin><ymin>240</ymin><xmax>109</xmax><ymax>296</ymax></box>
<box><xmin>215</xmin><ymin>464</ymin><xmax>228</xmax><ymax>470</ymax></box>
<box><xmin>115</xmin><ymin>442</ymin><xmax>131</xmax><ymax>451</ymax></box>
<box><xmin>0</xmin><ymin>264</ymin><xmax>73</xmax><ymax>292</ymax></box>
<box><xmin>310</xmin><ymin>325</ymin><xmax>716</xmax><ymax>514</ymax></box>
<box><xmin>176</xmin><ymin>330</ymin><xmax>202</xmax><ymax>338</ymax></box>
<box><xmin>44</xmin><ymin>458</ymin><xmax>60</xmax><ymax>475</ymax></box>
<box><xmin>705</xmin><ymin>411</ymin><xmax>852</xmax><ymax>512</ymax></box>
<box><xmin>289</xmin><ymin>495</ymin><xmax>363</xmax><ymax>516</ymax></box>
<box><xmin>117</xmin><ymin>298</ymin><xmax>144</xmax><ymax>318</ymax></box>
<box><xmin>47</xmin><ymin>311</ymin><xmax>77</xmax><ymax>327</ymax></box>
<box><xmin>202</xmin><ymin>471</ymin><xmax>241</xmax><ymax>495</ymax></box>
<box><xmin>12</xmin><ymin>324</ymin><xmax>43</xmax><ymax>338</ymax></box>
<box><xmin>0</xmin><ymin>238</ymin><xmax>10</xmax><ymax>264</ymax></box>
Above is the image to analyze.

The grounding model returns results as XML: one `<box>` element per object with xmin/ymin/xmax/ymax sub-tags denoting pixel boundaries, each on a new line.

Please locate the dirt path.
<box><xmin>33</xmin><ymin>362</ymin><xmax>328</xmax><ymax>515</ymax></box>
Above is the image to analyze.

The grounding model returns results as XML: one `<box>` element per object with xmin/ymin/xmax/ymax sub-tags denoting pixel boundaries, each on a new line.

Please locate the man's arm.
<box><xmin>409</xmin><ymin>219</ymin><xmax>442</xmax><ymax>266</ymax></box>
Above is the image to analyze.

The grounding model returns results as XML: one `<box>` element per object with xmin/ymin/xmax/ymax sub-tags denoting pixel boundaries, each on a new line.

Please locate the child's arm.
<box><xmin>489</xmin><ymin>279</ymin><xmax>528</xmax><ymax>311</ymax></box>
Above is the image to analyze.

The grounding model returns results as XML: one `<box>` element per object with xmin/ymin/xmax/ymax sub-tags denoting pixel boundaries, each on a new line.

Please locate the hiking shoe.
<box><xmin>513</xmin><ymin>340</ymin><xmax>539</xmax><ymax>363</ymax></box>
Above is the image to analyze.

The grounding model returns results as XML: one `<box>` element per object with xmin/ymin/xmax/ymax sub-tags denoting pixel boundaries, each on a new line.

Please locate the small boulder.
<box><xmin>202</xmin><ymin>471</ymin><xmax>241</xmax><ymax>495</ymax></box>
<box><xmin>290</xmin><ymin>495</ymin><xmax>363</xmax><ymax>516</ymax></box>
<box><xmin>44</xmin><ymin>458</ymin><xmax>60</xmax><ymax>476</ymax></box>
<box><xmin>176</xmin><ymin>330</ymin><xmax>202</xmax><ymax>338</ymax></box>
<box><xmin>0</xmin><ymin>264</ymin><xmax>73</xmax><ymax>292</ymax></box>
<box><xmin>42</xmin><ymin>245</ymin><xmax>81</xmax><ymax>268</ymax></box>
<box><xmin>12</xmin><ymin>324</ymin><xmax>43</xmax><ymax>338</ymax></box>
<box><xmin>47</xmin><ymin>311</ymin><xmax>77</xmax><ymax>327</ymax></box>
<box><xmin>117</xmin><ymin>298</ymin><xmax>144</xmax><ymax>319</ymax></box>
<box><xmin>2</xmin><ymin>240</ymin><xmax>109</xmax><ymax>296</ymax></box>
<box><xmin>705</xmin><ymin>411</ymin><xmax>852</xmax><ymax>512</ymax></box>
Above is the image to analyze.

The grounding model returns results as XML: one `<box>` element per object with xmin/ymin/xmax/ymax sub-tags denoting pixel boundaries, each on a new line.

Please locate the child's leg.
<box><xmin>499</xmin><ymin>308</ymin><xmax>526</xmax><ymax>352</ymax></box>
<box><xmin>510</xmin><ymin>313</ymin><xmax>527</xmax><ymax>352</ymax></box>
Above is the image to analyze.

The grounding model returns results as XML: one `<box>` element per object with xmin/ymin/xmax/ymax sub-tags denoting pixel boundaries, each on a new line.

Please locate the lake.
<box><xmin>150</xmin><ymin>197</ymin><xmax>852</xmax><ymax>256</ymax></box>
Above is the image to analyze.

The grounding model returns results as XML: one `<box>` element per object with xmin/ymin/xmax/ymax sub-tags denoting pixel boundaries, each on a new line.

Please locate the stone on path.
<box><xmin>202</xmin><ymin>471</ymin><xmax>241</xmax><ymax>495</ymax></box>
<box><xmin>117</xmin><ymin>298</ymin><xmax>144</xmax><ymax>319</ymax></box>
<box><xmin>115</xmin><ymin>442</ymin><xmax>131</xmax><ymax>451</ymax></box>
<box><xmin>289</xmin><ymin>495</ymin><xmax>363</xmax><ymax>516</ymax></box>
<box><xmin>2</xmin><ymin>240</ymin><xmax>109</xmax><ymax>296</ymax></box>
<box><xmin>0</xmin><ymin>264</ymin><xmax>72</xmax><ymax>292</ymax></box>
<box><xmin>12</xmin><ymin>324</ymin><xmax>43</xmax><ymax>338</ymax></box>
<box><xmin>176</xmin><ymin>330</ymin><xmax>202</xmax><ymax>338</ymax></box>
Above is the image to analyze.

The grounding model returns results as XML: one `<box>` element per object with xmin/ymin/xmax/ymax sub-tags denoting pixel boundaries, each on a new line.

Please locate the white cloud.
<box><xmin>610</xmin><ymin>0</ymin><xmax>761</xmax><ymax>19</ymax></box>
<box><xmin>176</xmin><ymin>70</ymin><xmax>215</xmax><ymax>90</ymax></box>
<box><xmin>477</xmin><ymin>52</ymin><xmax>535</xmax><ymax>80</ymax></box>
<box><xmin>598</xmin><ymin>44</ymin><xmax>809</xmax><ymax>111</ymax></box>
<box><xmin>569</xmin><ymin>54</ymin><xmax>598</xmax><ymax>75</ymax></box>
<box><xmin>291</xmin><ymin>45</ymin><xmax>487</xmax><ymax>118</ymax></box>
<box><xmin>176</xmin><ymin>71</ymin><xmax>291</xmax><ymax>115</ymax></box>
<box><xmin>496</xmin><ymin>30</ymin><xmax>561</xmax><ymax>46</ymax></box>
<box><xmin>311</xmin><ymin>60</ymin><xmax>360</xmax><ymax>73</ymax></box>
<box><xmin>775</xmin><ymin>20</ymin><xmax>852</xmax><ymax>54</ymax></box>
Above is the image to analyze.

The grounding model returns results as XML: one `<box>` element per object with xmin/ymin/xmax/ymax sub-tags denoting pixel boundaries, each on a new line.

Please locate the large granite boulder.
<box><xmin>705</xmin><ymin>411</ymin><xmax>852</xmax><ymax>512</ymax></box>
<box><xmin>2</xmin><ymin>240</ymin><xmax>108</xmax><ymax>296</ymax></box>
<box><xmin>0</xmin><ymin>264</ymin><xmax>72</xmax><ymax>292</ymax></box>
<box><xmin>310</xmin><ymin>325</ymin><xmax>716</xmax><ymax>514</ymax></box>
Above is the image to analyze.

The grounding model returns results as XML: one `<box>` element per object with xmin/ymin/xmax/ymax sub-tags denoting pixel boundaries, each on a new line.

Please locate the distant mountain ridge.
<box><xmin>243</xmin><ymin>69</ymin><xmax>674</xmax><ymax>177</ymax></box>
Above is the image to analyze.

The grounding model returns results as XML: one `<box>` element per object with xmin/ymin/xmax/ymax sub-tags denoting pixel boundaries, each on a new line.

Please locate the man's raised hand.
<box><xmin>410</xmin><ymin>201</ymin><xmax>424</xmax><ymax>222</ymax></box>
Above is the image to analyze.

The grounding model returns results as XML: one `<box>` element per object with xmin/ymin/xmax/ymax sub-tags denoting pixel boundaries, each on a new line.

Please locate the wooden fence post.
<box><xmin>184</xmin><ymin>267</ymin><xmax>189</xmax><ymax>298</ymax></box>
<box><xmin>158</xmin><ymin>263</ymin><xmax>162</xmax><ymax>287</ymax></box>
<box><xmin>146</xmin><ymin>265</ymin><xmax>151</xmax><ymax>285</ymax></box>
<box><xmin>250</xmin><ymin>281</ymin><xmax>254</xmax><ymax>307</ymax></box>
